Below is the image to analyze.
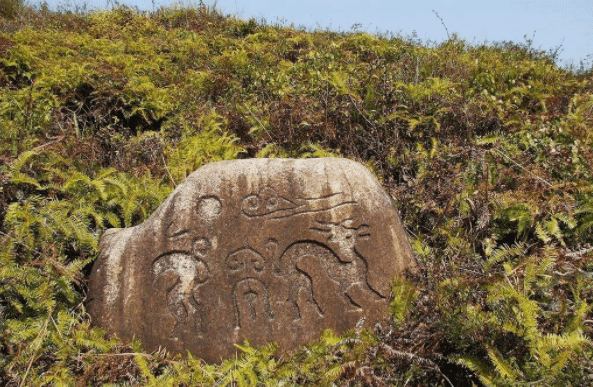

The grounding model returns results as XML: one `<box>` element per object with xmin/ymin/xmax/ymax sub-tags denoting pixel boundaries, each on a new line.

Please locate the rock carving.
<box><xmin>87</xmin><ymin>158</ymin><xmax>416</xmax><ymax>363</ymax></box>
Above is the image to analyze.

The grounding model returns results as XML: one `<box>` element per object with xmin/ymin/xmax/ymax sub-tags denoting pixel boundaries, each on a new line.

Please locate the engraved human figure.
<box><xmin>227</xmin><ymin>249</ymin><xmax>270</xmax><ymax>323</ymax></box>
<box><xmin>226</xmin><ymin>248</ymin><xmax>272</xmax><ymax>344</ymax></box>
<box><xmin>234</xmin><ymin>279</ymin><xmax>269</xmax><ymax>327</ymax></box>
<box><xmin>152</xmin><ymin>238</ymin><xmax>211</xmax><ymax>338</ymax></box>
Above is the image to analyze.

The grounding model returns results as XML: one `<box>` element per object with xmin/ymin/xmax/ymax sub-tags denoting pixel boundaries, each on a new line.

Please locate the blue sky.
<box><xmin>42</xmin><ymin>0</ymin><xmax>592</xmax><ymax>67</ymax></box>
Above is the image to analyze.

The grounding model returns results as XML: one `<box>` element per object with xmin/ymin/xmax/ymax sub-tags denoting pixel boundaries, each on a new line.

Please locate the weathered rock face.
<box><xmin>88</xmin><ymin>158</ymin><xmax>415</xmax><ymax>363</ymax></box>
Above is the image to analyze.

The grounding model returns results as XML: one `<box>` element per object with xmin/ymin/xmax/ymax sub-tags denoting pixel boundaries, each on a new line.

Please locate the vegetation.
<box><xmin>1</xmin><ymin>3</ymin><xmax>592</xmax><ymax>385</ymax></box>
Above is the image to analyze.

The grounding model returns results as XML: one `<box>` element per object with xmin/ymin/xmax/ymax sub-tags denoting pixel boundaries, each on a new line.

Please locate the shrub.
<box><xmin>0</xmin><ymin>0</ymin><xmax>23</xmax><ymax>19</ymax></box>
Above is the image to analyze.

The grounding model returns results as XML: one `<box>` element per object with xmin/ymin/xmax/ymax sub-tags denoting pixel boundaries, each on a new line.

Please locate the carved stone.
<box><xmin>87</xmin><ymin>158</ymin><xmax>415</xmax><ymax>362</ymax></box>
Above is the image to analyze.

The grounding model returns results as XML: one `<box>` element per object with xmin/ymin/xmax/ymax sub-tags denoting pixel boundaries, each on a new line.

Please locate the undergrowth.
<box><xmin>1</xmin><ymin>3</ymin><xmax>592</xmax><ymax>386</ymax></box>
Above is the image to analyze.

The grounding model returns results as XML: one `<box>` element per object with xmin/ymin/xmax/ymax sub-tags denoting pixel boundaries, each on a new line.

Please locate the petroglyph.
<box><xmin>242</xmin><ymin>186</ymin><xmax>356</xmax><ymax>220</ymax></box>
<box><xmin>152</xmin><ymin>250</ymin><xmax>209</xmax><ymax>338</ymax></box>
<box><xmin>88</xmin><ymin>158</ymin><xmax>416</xmax><ymax>363</ymax></box>
<box><xmin>196</xmin><ymin>196</ymin><xmax>222</xmax><ymax>222</ymax></box>
<box><xmin>227</xmin><ymin>248</ymin><xmax>265</xmax><ymax>277</ymax></box>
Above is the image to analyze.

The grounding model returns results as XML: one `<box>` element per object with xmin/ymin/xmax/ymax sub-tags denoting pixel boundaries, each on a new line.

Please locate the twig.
<box><xmin>81</xmin><ymin>351</ymin><xmax>179</xmax><ymax>365</ymax></box>
<box><xmin>566</xmin><ymin>246</ymin><xmax>593</xmax><ymax>258</ymax></box>
<box><xmin>432</xmin><ymin>10</ymin><xmax>450</xmax><ymax>40</ymax></box>
<box><xmin>243</xmin><ymin>103</ymin><xmax>273</xmax><ymax>141</ymax></box>
<box><xmin>32</xmin><ymin>136</ymin><xmax>66</xmax><ymax>151</ymax></box>
<box><xmin>20</xmin><ymin>311</ymin><xmax>52</xmax><ymax>387</ymax></box>
<box><xmin>378</xmin><ymin>343</ymin><xmax>454</xmax><ymax>387</ymax></box>
<box><xmin>0</xmin><ymin>230</ymin><xmax>39</xmax><ymax>254</ymax></box>
<box><xmin>492</xmin><ymin>148</ymin><xmax>553</xmax><ymax>187</ymax></box>
<box><xmin>84</xmin><ymin>352</ymin><xmax>156</xmax><ymax>357</ymax></box>
<box><xmin>51</xmin><ymin>314</ymin><xmax>62</xmax><ymax>340</ymax></box>
<box><xmin>161</xmin><ymin>154</ymin><xmax>177</xmax><ymax>187</ymax></box>
<box><xmin>335</xmin><ymin>338</ymin><xmax>361</xmax><ymax>347</ymax></box>
<box><xmin>347</xmin><ymin>94</ymin><xmax>376</xmax><ymax>130</ymax></box>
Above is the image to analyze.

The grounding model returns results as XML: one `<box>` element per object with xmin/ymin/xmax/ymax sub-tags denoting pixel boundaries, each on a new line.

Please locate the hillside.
<box><xmin>1</xmin><ymin>4</ymin><xmax>593</xmax><ymax>386</ymax></box>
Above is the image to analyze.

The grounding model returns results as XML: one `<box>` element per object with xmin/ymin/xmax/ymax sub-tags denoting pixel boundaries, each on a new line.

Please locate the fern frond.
<box><xmin>486</xmin><ymin>345</ymin><xmax>522</xmax><ymax>382</ymax></box>
<box><xmin>324</xmin><ymin>362</ymin><xmax>346</xmax><ymax>381</ymax></box>
<box><xmin>60</xmin><ymin>171</ymin><xmax>92</xmax><ymax>194</ymax></box>
<box><xmin>135</xmin><ymin>353</ymin><xmax>156</xmax><ymax>383</ymax></box>
<box><xmin>484</xmin><ymin>242</ymin><xmax>525</xmax><ymax>270</ymax></box>
<box><xmin>390</xmin><ymin>276</ymin><xmax>419</xmax><ymax>324</ymax></box>
<box><xmin>11</xmin><ymin>149</ymin><xmax>41</xmax><ymax>173</ymax></box>
<box><xmin>9</xmin><ymin>171</ymin><xmax>42</xmax><ymax>188</ymax></box>
<box><xmin>456</xmin><ymin>355</ymin><xmax>496</xmax><ymax>387</ymax></box>
<box><xmin>535</xmin><ymin>222</ymin><xmax>551</xmax><ymax>243</ymax></box>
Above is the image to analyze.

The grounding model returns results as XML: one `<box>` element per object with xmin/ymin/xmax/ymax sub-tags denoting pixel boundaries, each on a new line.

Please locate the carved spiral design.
<box><xmin>241</xmin><ymin>187</ymin><xmax>280</xmax><ymax>216</ymax></box>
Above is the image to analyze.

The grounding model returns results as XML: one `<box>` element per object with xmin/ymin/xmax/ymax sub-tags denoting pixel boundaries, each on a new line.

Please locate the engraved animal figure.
<box><xmin>310</xmin><ymin>219</ymin><xmax>370</xmax><ymax>263</ymax></box>
<box><xmin>275</xmin><ymin>243</ymin><xmax>349</xmax><ymax>320</ymax></box>
<box><xmin>277</xmin><ymin>237</ymin><xmax>383</xmax><ymax>322</ymax></box>
<box><xmin>152</xmin><ymin>246</ymin><xmax>210</xmax><ymax>338</ymax></box>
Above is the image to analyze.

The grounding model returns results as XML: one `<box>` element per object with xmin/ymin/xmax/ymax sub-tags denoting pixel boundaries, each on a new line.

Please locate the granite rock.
<box><xmin>87</xmin><ymin>158</ymin><xmax>415</xmax><ymax>362</ymax></box>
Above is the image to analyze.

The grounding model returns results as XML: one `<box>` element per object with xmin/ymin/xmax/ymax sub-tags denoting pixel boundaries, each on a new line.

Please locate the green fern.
<box><xmin>469</xmin><ymin>254</ymin><xmax>593</xmax><ymax>385</ymax></box>
<box><xmin>166</xmin><ymin>112</ymin><xmax>244</xmax><ymax>183</ymax></box>
<box><xmin>483</xmin><ymin>242</ymin><xmax>525</xmax><ymax>271</ymax></box>
<box><xmin>390</xmin><ymin>276</ymin><xmax>419</xmax><ymax>325</ymax></box>
<box><xmin>456</xmin><ymin>355</ymin><xmax>496</xmax><ymax>387</ymax></box>
<box><xmin>486</xmin><ymin>345</ymin><xmax>523</xmax><ymax>383</ymax></box>
<box><xmin>575</xmin><ymin>195</ymin><xmax>593</xmax><ymax>237</ymax></box>
<box><xmin>104</xmin><ymin>172</ymin><xmax>170</xmax><ymax>227</ymax></box>
<box><xmin>500</xmin><ymin>203</ymin><xmax>535</xmax><ymax>239</ymax></box>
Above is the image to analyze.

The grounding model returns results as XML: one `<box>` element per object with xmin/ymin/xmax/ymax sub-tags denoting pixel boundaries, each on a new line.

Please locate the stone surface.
<box><xmin>87</xmin><ymin>158</ymin><xmax>415</xmax><ymax>363</ymax></box>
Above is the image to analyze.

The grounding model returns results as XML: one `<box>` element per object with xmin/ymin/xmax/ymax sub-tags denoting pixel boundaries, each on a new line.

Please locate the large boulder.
<box><xmin>87</xmin><ymin>158</ymin><xmax>415</xmax><ymax>363</ymax></box>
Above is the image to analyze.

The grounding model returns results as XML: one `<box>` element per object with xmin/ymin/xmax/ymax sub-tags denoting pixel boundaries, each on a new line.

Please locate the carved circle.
<box><xmin>192</xmin><ymin>237</ymin><xmax>211</xmax><ymax>258</ymax></box>
<box><xmin>241</xmin><ymin>187</ymin><xmax>280</xmax><ymax>216</ymax></box>
<box><xmin>260</xmin><ymin>187</ymin><xmax>279</xmax><ymax>211</ymax></box>
<box><xmin>196</xmin><ymin>197</ymin><xmax>222</xmax><ymax>221</ymax></box>
<box><xmin>242</xmin><ymin>195</ymin><xmax>260</xmax><ymax>213</ymax></box>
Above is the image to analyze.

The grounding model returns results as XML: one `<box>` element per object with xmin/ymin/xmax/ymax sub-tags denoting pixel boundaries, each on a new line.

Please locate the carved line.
<box><xmin>151</xmin><ymin>250</ymin><xmax>190</xmax><ymax>266</ymax></box>
<box><xmin>344</xmin><ymin>290</ymin><xmax>364</xmax><ymax>311</ymax></box>
<box><xmin>339</xmin><ymin>163</ymin><xmax>357</xmax><ymax>201</ymax></box>
<box><xmin>233</xmin><ymin>278</ymin><xmax>271</xmax><ymax>329</ymax></box>
<box><xmin>169</xmin><ymin>229</ymin><xmax>190</xmax><ymax>238</ymax></box>
<box><xmin>266</xmin><ymin>201</ymin><xmax>358</xmax><ymax>220</ymax></box>
<box><xmin>295</xmin><ymin>263</ymin><xmax>323</xmax><ymax>317</ymax></box>
<box><xmin>274</xmin><ymin>239</ymin><xmax>330</xmax><ymax>274</ymax></box>
<box><xmin>165</xmin><ymin>217</ymin><xmax>190</xmax><ymax>238</ymax></box>
<box><xmin>350</xmin><ymin>247</ymin><xmax>386</xmax><ymax>300</ymax></box>
<box><xmin>265</xmin><ymin>238</ymin><xmax>279</xmax><ymax>261</ymax></box>
<box><xmin>297</xmin><ymin>192</ymin><xmax>346</xmax><ymax>201</ymax></box>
